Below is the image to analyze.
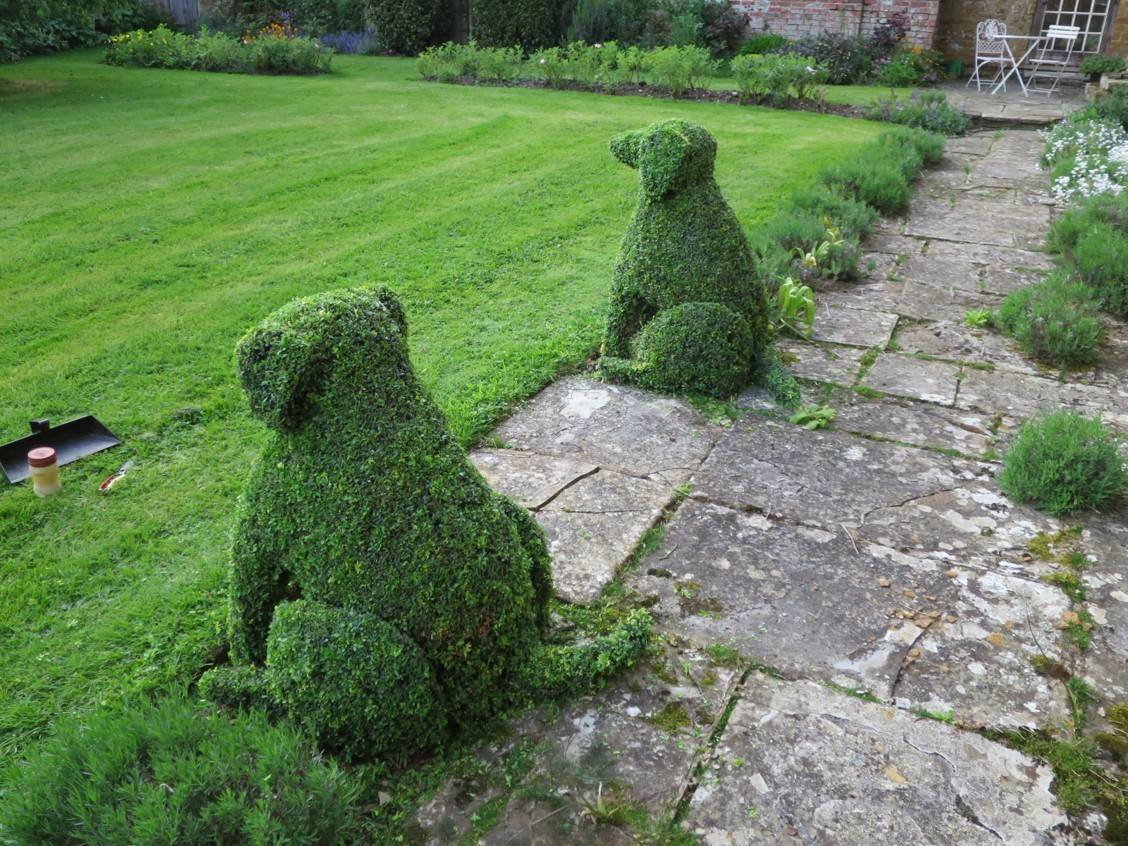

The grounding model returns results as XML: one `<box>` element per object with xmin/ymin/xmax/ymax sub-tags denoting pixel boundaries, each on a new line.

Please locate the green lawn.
<box><xmin>0</xmin><ymin>50</ymin><xmax>882</xmax><ymax>762</ymax></box>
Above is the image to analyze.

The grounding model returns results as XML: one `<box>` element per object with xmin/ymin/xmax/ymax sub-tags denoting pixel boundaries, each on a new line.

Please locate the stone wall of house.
<box><xmin>934</xmin><ymin>0</ymin><xmax>1037</xmax><ymax>63</ymax></box>
<box><xmin>1108</xmin><ymin>11</ymin><xmax>1128</xmax><ymax>56</ymax></box>
<box><xmin>733</xmin><ymin>0</ymin><xmax>941</xmax><ymax>47</ymax></box>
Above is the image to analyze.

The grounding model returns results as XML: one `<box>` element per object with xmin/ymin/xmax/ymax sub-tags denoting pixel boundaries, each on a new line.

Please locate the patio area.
<box><xmin>940</xmin><ymin>80</ymin><xmax>1087</xmax><ymax>125</ymax></box>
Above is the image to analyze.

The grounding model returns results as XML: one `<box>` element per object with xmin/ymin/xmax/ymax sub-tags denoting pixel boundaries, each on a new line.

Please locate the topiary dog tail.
<box><xmin>757</xmin><ymin>348</ymin><xmax>801</xmax><ymax>409</ymax></box>
<box><xmin>520</xmin><ymin>609</ymin><xmax>653</xmax><ymax>700</ymax></box>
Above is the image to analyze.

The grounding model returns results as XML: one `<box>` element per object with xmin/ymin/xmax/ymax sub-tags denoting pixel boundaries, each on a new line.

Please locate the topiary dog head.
<box><xmin>237</xmin><ymin>287</ymin><xmax>408</xmax><ymax>431</ymax></box>
<box><xmin>610</xmin><ymin>119</ymin><xmax>717</xmax><ymax>201</ymax></box>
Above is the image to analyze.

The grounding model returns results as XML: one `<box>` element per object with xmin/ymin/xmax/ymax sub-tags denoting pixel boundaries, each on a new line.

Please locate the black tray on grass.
<box><xmin>1</xmin><ymin>417</ymin><xmax>120</xmax><ymax>484</ymax></box>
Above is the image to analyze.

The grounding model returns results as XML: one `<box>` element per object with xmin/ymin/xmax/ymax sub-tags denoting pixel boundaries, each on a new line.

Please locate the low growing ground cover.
<box><xmin>0</xmin><ymin>50</ymin><xmax>882</xmax><ymax>763</ymax></box>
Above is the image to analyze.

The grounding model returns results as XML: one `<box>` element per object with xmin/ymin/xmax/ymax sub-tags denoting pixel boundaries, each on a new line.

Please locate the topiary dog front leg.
<box><xmin>496</xmin><ymin>494</ymin><xmax>554</xmax><ymax>632</ymax></box>
<box><xmin>228</xmin><ymin>497</ymin><xmax>293</xmax><ymax>666</ymax></box>
<box><xmin>601</xmin><ymin>286</ymin><xmax>653</xmax><ymax>360</ymax></box>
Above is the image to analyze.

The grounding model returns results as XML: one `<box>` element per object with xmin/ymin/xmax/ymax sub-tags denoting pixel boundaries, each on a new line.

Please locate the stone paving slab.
<box><xmin>903</xmin><ymin>196</ymin><xmax>1050</xmax><ymax>249</ymax></box>
<box><xmin>691</xmin><ymin>416</ymin><xmax>983</xmax><ymax>527</ymax></box>
<box><xmin>860</xmin><ymin>353</ymin><xmax>961</xmax><ymax>405</ymax></box>
<box><xmin>490</xmin><ymin>376</ymin><xmax>721</xmax><ymax>487</ymax></box>
<box><xmin>891</xmin><ymin>279</ymin><xmax>1003</xmax><ymax>323</ymax></box>
<box><xmin>810</xmin><ymin>302</ymin><xmax>898</xmax><ymax>348</ymax></box>
<box><xmin>410</xmin><ymin>648</ymin><xmax>737</xmax><ymax>846</ymax></box>
<box><xmin>777</xmin><ymin>340</ymin><xmax>865</xmax><ymax>385</ymax></box>
<box><xmin>957</xmin><ymin>368</ymin><xmax>1128</xmax><ymax>430</ymax></box>
<box><xmin>471</xmin><ymin>449</ymin><xmax>671</xmax><ymax>604</ymax></box>
<box><xmin>826</xmin><ymin>390</ymin><xmax>999</xmax><ymax>458</ymax></box>
<box><xmin>630</xmin><ymin>498</ymin><xmax>1071</xmax><ymax>728</ymax></box>
<box><xmin>895</xmin><ymin>321</ymin><xmax>1041</xmax><ymax>376</ymax></box>
<box><xmin>683</xmin><ymin>676</ymin><xmax>1071</xmax><ymax>846</ymax></box>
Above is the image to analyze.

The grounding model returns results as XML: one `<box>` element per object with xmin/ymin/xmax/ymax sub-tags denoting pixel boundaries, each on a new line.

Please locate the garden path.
<box><xmin>415</xmin><ymin>129</ymin><xmax>1126</xmax><ymax>844</ymax></box>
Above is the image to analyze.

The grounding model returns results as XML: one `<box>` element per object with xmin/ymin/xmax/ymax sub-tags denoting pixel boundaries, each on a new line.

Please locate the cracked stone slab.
<box><xmin>865</xmin><ymin>232</ymin><xmax>926</xmax><ymax>257</ymax></box>
<box><xmin>818</xmin><ymin>280</ymin><xmax>905</xmax><ymax>315</ymax></box>
<box><xmin>905</xmin><ymin>239</ymin><xmax>1053</xmax><ymax>298</ymax></box>
<box><xmin>691</xmin><ymin>416</ymin><xmax>987</xmax><ymax>528</ymax></box>
<box><xmin>683</xmin><ymin>676</ymin><xmax>1071</xmax><ymax>846</ymax></box>
<box><xmin>956</xmin><ymin>368</ymin><xmax>1128</xmax><ymax>429</ymax></box>
<box><xmin>944</xmin><ymin>133</ymin><xmax>997</xmax><ymax>157</ymax></box>
<box><xmin>472</xmin><ymin>449</ymin><xmax>598</xmax><ymax>509</ymax></box>
<box><xmin>811</xmin><ymin>302</ymin><xmax>898</xmax><ymax>348</ymax></box>
<box><xmin>471</xmin><ymin>449</ymin><xmax>671</xmax><ymax>603</ymax></box>
<box><xmin>895</xmin><ymin>321</ymin><xmax>1041</xmax><ymax>376</ymax></box>
<box><xmin>827</xmin><ymin>390</ymin><xmax>998</xmax><ymax>458</ymax></box>
<box><xmin>903</xmin><ymin>197</ymin><xmax>1050</xmax><ymax>249</ymax></box>
<box><xmin>630</xmin><ymin>499</ymin><xmax>1070</xmax><ymax>728</ymax></box>
<box><xmin>410</xmin><ymin>648</ymin><xmax>735</xmax><ymax>846</ymax></box>
<box><xmin>860</xmin><ymin>354</ymin><xmax>961</xmax><ymax>405</ymax></box>
<box><xmin>777</xmin><ymin>340</ymin><xmax>865</xmax><ymax>385</ymax></box>
<box><xmin>489</xmin><ymin>376</ymin><xmax>721</xmax><ymax>487</ymax></box>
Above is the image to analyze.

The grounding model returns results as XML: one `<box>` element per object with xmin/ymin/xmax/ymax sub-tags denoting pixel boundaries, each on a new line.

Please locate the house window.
<box><xmin>1034</xmin><ymin>0</ymin><xmax>1120</xmax><ymax>52</ymax></box>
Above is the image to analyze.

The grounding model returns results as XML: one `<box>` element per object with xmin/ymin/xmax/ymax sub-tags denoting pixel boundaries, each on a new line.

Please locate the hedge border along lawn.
<box><xmin>0</xmin><ymin>49</ymin><xmax>881</xmax><ymax>764</ymax></box>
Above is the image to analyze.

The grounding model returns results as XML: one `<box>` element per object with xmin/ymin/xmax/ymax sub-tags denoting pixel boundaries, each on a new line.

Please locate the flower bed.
<box><xmin>105</xmin><ymin>24</ymin><xmax>332</xmax><ymax>75</ymax></box>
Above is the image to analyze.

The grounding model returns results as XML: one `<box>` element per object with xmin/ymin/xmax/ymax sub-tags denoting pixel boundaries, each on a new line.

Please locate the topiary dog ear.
<box><xmin>637</xmin><ymin>123</ymin><xmax>693</xmax><ymax>200</ymax></box>
<box><xmin>237</xmin><ymin>322</ymin><xmax>326</xmax><ymax>432</ymax></box>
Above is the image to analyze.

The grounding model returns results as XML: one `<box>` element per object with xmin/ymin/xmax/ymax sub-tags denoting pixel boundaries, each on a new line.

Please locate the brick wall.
<box><xmin>733</xmin><ymin>0</ymin><xmax>941</xmax><ymax>47</ymax></box>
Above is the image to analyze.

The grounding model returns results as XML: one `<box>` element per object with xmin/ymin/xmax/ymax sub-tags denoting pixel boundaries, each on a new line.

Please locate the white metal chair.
<box><xmin>1026</xmin><ymin>24</ymin><xmax>1081</xmax><ymax>94</ymax></box>
<box><xmin>968</xmin><ymin>20</ymin><xmax>1012</xmax><ymax>92</ymax></box>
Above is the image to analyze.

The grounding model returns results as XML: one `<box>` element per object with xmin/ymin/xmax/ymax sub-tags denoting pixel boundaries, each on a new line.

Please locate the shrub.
<box><xmin>417</xmin><ymin>39</ymin><xmax>476</xmax><ymax>80</ymax></box>
<box><xmin>788</xmin><ymin>32</ymin><xmax>871</xmax><ymax>83</ymax></box>
<box><xmin>1073</xmin><ymin>221</ymin><xmax>1128</xmax><ymax>317</ymax></box>
<box><xmin>207</xmin><ymin>287</ymin><xmax>650</xmax><ymax>761</ymax></box>
<box><xmin>738</xmin><ymin>32</ymin><xmax>788</xmax><ymax>55</ymax></box>
<box><xmin>104</xmin><ymin>24</ymin><xmax>332</xmax><ymax>74</ymax></box>
<box><xmin>473</xmin><ymin>0</ymin><xmax>569</xmax><ymax>50</ymax></box>
<box><xmin>996</xmin><ymin>272</ymin><xmax>1107</xmax><ymax>367</ymax></box>
<box><xmin>646</xmin><ymin>44</ymin><xmax>715</xmax><ymax>94</ymax></box>
<box><xmin>1079</xmin><ymin>53</ymin><xmax>1127</xmax><ymax>77</ymax></box>
<box><xmin>821</xmin><ymin>152</ymin><xmax>912</xmax><ymax>216</ymax></box>
<box><xmin>599</xmin><ymin>120</ymin><xmax>784</xmax><ymax>400</ymax></box>
<box><xmin>867</xmin><ymin>90</ymin><xmax>971</xmax><ymax>136</ymax></box>
<box><xmin>787</xmin><ymin>184</ymin><xmax>879</xmax><ymax>240</ymax></box>
<box><xmin>731</xmin><ymin>52</ymin><xmax>825</xmax><ymax>102</ymax></box>
<box><xmin>288</xmin><ymin>0</ymin><xmax>366</xmax><ymax>33</ymax></box>
<box><xmin>760</xmin><ymin>212</ymin><xmax>862</xmax><ymax>280</ymax></box>
<box><xmin>875</xmin><ymin>44</ymin><xmax>944</xmax><ymax>86</ymax></box>
<box><xmin>700</xmin><ymin>0</ymin><xmax>748</xmax><ymax>58</ymax></box>
<box><xmin>0</xmin><ymin>695</ymin><xmax>363</xmax><ymax>845</ymax></box>
<box><xmin>365</xmin><ymin>0</ymin><xmax>438</xmax><ymax>54</ymax></box>
<box><xmin>869</xmin><ymin>11</ymin><xmax>908</xmax><ymax>61</ymax></box>
<box><xmin>1047</xmin><ymin>192</ymin><xmax>1128</xmax><ymax>257</ymax></box>
<box><xmin>998</xmin><ymin>411</ymin><xmax>1127</xmax><ymax>515</ymax></box>
<box><xmin>1089</xmin><ymin>86</ymin><xmax>1128</xmax><ymax>131</ymax></box>
<box><xmin>566</xmin><ymin>0</ymin><xmax>650</xmax><ymax>44</ymax></box>
<box><xmin>472</xmin><ymin>43</ymin><xmax>524</xmax><ymax>80</ymax></box>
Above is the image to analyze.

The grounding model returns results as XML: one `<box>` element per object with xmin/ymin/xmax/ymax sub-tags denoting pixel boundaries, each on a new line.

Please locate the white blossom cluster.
<box><xmin>1041</xmin><ymin>117</ymin><xmax>1128</xmax><ymax>203</ymax></box>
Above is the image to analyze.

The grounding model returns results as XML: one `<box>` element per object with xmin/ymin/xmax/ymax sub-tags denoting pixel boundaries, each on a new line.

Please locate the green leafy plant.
<box><xmin>1072</xmin><ymin>221</ymin><xmax>1128</xmax><ymax>317</ymax></box>
<box><xmin>775</xmin><ymin>277</ymin><xmax>815</xmax><ymax>337</ymax></box>
<box><xmin>416</xmin><ymin>40</ymin><xmax>477</xmax><ymax>81</ymax></box>
<box><xmin>730</xmin><ymin>52</ymin><xmax>825</xmax><ymax>103</ymax></box>
<box><xmin>472</xmin><ymin>0</ymin><xmax>568</xmax><ymax>51</ymax></box>
<box><xmin>995</xmin><ymin>272</ymin><xmax>1106</xmax><ymax>367</ymax></box>
<box><xmin>365</xmin><ymin>0</ymin><xmax>437</xmax><ymax>54</ymax></box>
<box><xmin>964</xmin><ymin>308</ymin><xmax>993</xmax><ymax>328</ymax></box>
<box><xmin>645</xmin><ymin>44</ymin><xmax>715</xmax><ymax>95</ymax></box>
<box><xmin>998</xmin><ymin>410</ymin><xmax>1127</xmax><ymax>515</ymax></box>
<box><xmin>0</xmin><ymin>695</ymin><xmax>364</xmax><ymax>845</ymax></box>
<box><xmin>789</xmin><ymin>404</ymin><xmax>836</xmax><ymax>429</ymax></box>
<box><xmin>738</xmin><ymin>32</ymin><xmax>788</xmax><ymax>55</ymax></box>
<box><xmin>104</xmin><ymin>24</ymin><xmax>332</xmax><ymax>74</ymax></box>
<box><xmin>874</xmin><ymin>45</ymin><xmax>945</xmax><ymax>86</ymax></box>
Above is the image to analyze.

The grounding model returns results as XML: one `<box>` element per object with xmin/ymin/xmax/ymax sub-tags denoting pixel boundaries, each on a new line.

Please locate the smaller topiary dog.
<box><xmin>201</xmin><ymin>288</ymin><xmax>649</xmax><ymax>762</ymax></box>
<box><xmin>600</xmin><ymin>119</ymin><xmax>794</xmax><ymax>400</ymax></box>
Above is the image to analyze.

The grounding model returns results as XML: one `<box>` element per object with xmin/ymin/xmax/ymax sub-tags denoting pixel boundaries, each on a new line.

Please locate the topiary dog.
<box><xmin>201</xmin><ymin>288</ymin><xmax>650</xmax><ymax>762</ymax></box>
<box><xmin>599</xmin><ymin>119</ymin><xmax>795</xmax><ymax>401</ymax></box>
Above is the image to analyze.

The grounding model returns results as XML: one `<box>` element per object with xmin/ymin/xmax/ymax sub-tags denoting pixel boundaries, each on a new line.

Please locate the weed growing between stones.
<box><xmin>998</xmin><ymin>411</ymin><xmax>1127</xmax><ymax>516</ymax></box>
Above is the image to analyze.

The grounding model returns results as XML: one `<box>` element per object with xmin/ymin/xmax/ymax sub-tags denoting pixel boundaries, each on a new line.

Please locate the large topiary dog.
<box><xmin>202</xmin><ymin>288</ymin><xmax>650</xmax><ymax>762</ymax></box>
<box><xmin>599</xmin><ymin>119</ymin><xmax>794</xmax><ymax>400</ymax></box>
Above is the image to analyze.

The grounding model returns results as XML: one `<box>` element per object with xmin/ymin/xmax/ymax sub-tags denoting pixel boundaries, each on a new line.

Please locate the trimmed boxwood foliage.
<box><xmin>598</xmin><ymin>119</ymin><xmax>784</xmax><ymax>400</ymax></box>
<box><xmin>996</xmin><ymin>272</ymin><xmax>1106</xmax><ymax>368</ymax></box>
<box><xmin>999</xmin><ymin>410</ymin><xmax>1127</xmax><ymax>515</ymax></box>
<box><xmin>472</xmin><ymin>0</ymin><xmax>568</xmax><ymax>50</ymax></box>
<box><xmin>365</xmin><ymin>0</ymin><xmax>438</xmax><ymax>54</ymax></box>
<box><xmin>207</xmin><ymin>287</ymin><xmax>650</xmax><ymax>761</ymax></box>
<box><xmin>0</xmin><ymin>695</ymin><xmax>363</xmax><ymax>845</ymax></box>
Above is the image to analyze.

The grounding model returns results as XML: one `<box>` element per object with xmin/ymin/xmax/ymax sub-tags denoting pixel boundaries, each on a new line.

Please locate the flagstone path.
<box><xmin>414</xmin><ymin>129</ymin><xmax>1126</xmax><ymax>845</ymax></box>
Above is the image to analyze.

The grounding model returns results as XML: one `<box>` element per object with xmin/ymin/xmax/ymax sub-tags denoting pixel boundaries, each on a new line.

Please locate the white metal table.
<box><xmin>989</xmin><ymin>34</ymin><xmax>1046</xmax><ymax>96</ymax></box>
